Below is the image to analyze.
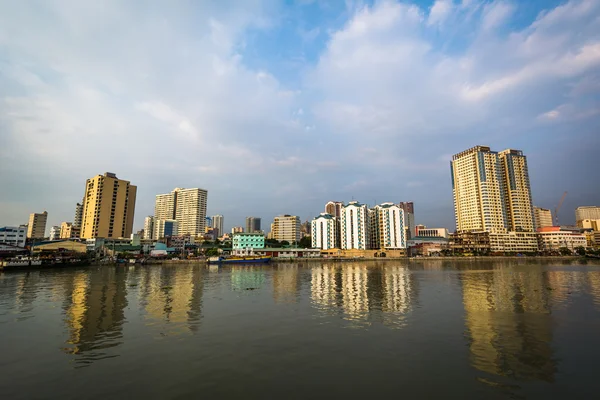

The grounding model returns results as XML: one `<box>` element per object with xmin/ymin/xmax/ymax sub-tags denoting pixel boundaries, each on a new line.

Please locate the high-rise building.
<box><xmin>371</xmin><ymin>203</ymin><xmax>406</xmax><ymax>250</ymax></box>
<box><xmin>451</xmin><ymin>146</ymin><xmax>534</xmax><ymax>234</ymax></box>
<box><xmin>533</xmin><ymin>207</ymin><xmax>553</xmax><ymax>229</ymax></box>
<box><xmin>73</xmin><ymin>203</ymin><xmax>83</xmax><ymax>228</ymax></box>
<box><xmin>80</xmin><ymin>172</ymin><xmax>137</xmax><ymax>239</ymax></box>
<box><xmin>398</xmin><ymin>202</ymin><xmax>415</xmax><ymax>239</ymax></box>
<box><xmin>498</xmin><ymin>149</ymin><xmax>534</xmax><ymax>232</ymax></box>
<box><xmin>212</xmin><ymin>215</ymin><xmax>224</xmax><ymax>237</ymax></box>
<box><xmin>576</xmin><ymin>206</ymin><xmax>600</xmax><ymax>223</ymax></box>
<box><xmin>49</xmin><ymin>226</ymin><xmax>61</xmax><ymax>241</ymax></box>
<box><xmin>325</xmin><ymin>201</ymin><xmax>343</xmax><ymax>218</ymax></box>
<box><xmin>340</xmin><ymin>201</ymin><xmax>370</xmax><ymax>250</ymax></box>
<box><xmin>154</xmin><ymin>187</ymin><xmax>208</xmax><ymax>237</ymax></box>
<box><xmin>143</xmin><ymin>216</ymin><xmax>155</xmax><ymax>240</ymax></box>
<box><xmin>245</xmin><ymin>217</ymin><xmax>261</xmax><ymax>233</ymax></box>
<box><xmin>27</xmin><ymin>211</ymin><xmax>48</xmax><ymax>239</ymax></box>
<box><xmin>311</xmin><ymin>213</ymin><xmax>338</xmax><ymax>250</ymax></box>
<box><xmin>271</xmin><ymin>215</ymin><xmax>301</xmax><ymax>243</ymax></box>
<box><xmin>155</xmin><ymin>219</ymin><xmax>179</xmax><ymax>239</ymax></box>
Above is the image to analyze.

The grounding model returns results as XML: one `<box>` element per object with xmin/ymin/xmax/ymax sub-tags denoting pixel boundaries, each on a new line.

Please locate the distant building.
<box><xmin>27</xmin><ymin>211</ymin><xmax>48</xmax><ymax>239</ymax></box>
<box><xmin>155</xmin><ymin>187</ymin><xmax>208</xmax><ymax>236</ymax></box>
<box><xmin>398</xmin><ymin>202</ymin><xmax>415</xmax><ymax>239</ymax></box>
<box><xmin>231</xmin><ymin>226</ymin><xmax>244</xmax><ymax>234</ymax></box>
<box><xmin>0</xmin><ymin>226</ymin><xmax>27</xmax><ymax>248</ymax></box>
<box><xmin>415</xmin><ymin>226</ymin><xmax>449</xmax><ymax>239</ymax></box>
<box><xmin>212</xmin><ymin>215</ymin><xmax>224</xmax><ymax>237</ymax></box>
<box><xmin>80</xmin><ymin>172</ymin><xmax>137</xmax><ymax>239</ymax></box>
<box><xmin>341</xmin><ymin>201</ymin><xmax>370</xmax><ymax>250</ymax></box>
<box><xmin>371</xmin><ymin>203</ymin><xmax>406</xmax><ymax>250</ymax></box>
<box><xmin>232</xmin><ymin>232</ymin><xmax>265</xmax><ymax>250</ymax></box>
<box><xmin>143</xmin><ymin>216</ymin><xmax>155</xmax><ymax>240</ymax></box>
<box><xmin>534</xmin><ymin>207</ymin><xmax>553</xmax><ymax>229</ymax></box>
<box><xmin>73</xmin><ymin>203</ymin><xmax>83</xmax><ymax>228</ymax></box>
<box><xmin>311</xmin><ymin>213</ymin><xmax>338</xmax><ymax>250</ymax></box>
<box><xmin>155</xmin><ymin>219</ymin><xmax>179</xmax><ymax>239</ymax></box>
<box><xmin>325</xmin><ymin>201</ymin><xmax>343</xmax><ymax>218</ymax></box>
<box><xmin>271</xmin><ymin>215</ymin><xmax>301</xmax><ymax>243</ymax></box>
<box><xmin>245</xmin><ymin>217</ymin><xmax>261</xmax><ymax>233</ymax></box>
<box><xmin>576</xmin><ymin>206</ymin><xmax>600</xmax><ymax>224</ymax></box>
<box><xmin>537</xmin><ymin>227</ymin><xmax>587</xmax><ymax>251</ymax></box>
<box><xmin>580</xmin><ymin>219</ymin><xmax>600</xmax><ymax>231</ymax></box>
<box><xmin>60</xmin><ymin>222</ymin><xmax>80</xmax><ymax>239</ymax></box>
<box><xmin>49</xmin><ymin>226</ymin><xmax>61</xmax><ymax>241</ymax></box>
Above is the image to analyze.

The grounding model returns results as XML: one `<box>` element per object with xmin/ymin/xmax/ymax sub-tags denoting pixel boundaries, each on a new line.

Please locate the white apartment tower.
<box><xmin>143</xmin><ymin>216</ymin><xmax>155</xmax><ymax>240</ymax></box>
<box><xmin>372</xmin><ymin>203</ymin><xmax>406</xmax><ymax>250</ymax></box>
<box><xmin>154</xmin><ymin>187</ymin><xmax>208</xmax><ymax>237</ymax></box>
<box><xmin>341</xmin><ymin>201</ymin><xmax>370</xmax><ymax>250</ymax></box>
<box><xmin>311</xmin><ymin>213</ymin><xmax>338</xmax><ymax>250</ymax></box>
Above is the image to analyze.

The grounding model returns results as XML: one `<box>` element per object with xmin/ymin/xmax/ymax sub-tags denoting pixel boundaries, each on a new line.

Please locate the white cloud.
<box><xmin>481</xmin><ymin>1</ymin><xmax>514</xmax><ymax>31</ymax></box>
<box><xmin>428</xmin><ymin>0</ymin><xmax>453</xmax><ymax>26</ymax></box>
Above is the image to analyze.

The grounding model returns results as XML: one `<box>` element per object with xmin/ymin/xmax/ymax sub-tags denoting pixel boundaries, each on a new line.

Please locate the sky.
<box><xmin>0</xmin><ymin>0</ymin><xmax>599</xmax><ymax>233</ymax></box>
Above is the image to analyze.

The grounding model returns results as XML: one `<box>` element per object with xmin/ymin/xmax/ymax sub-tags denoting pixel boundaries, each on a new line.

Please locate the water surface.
<box><xmin>1</xmin><ymin>260</ymin><xmax>600</xmax><ymax>399</ymax></box>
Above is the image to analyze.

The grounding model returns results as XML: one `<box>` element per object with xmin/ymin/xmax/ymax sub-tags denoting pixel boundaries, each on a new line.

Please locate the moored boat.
<box><xmin>207</xmin><ymin>256</ymin><xmax>271</xmax><ymax>265</ymax></box>
<box><xmin>1</xmin><ymin>258</ymin><xmax>43</xmax><ymax>268</ymax></box>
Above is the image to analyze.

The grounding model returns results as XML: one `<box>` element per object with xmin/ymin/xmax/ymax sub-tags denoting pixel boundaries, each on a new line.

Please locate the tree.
<box><xmin>280</xmin><ymin>240</ymin><xmax>290</xmax><ymax>246</ymax></box>
<box><xmin>205</xmin><ymin>248</ymin><xmax>219</xmax><ymax>257</ymax></box>
<box><xmin>299</xmin><ymin>236</ymin><xmax>311</xmax><ymax>248</ymax></box>
<box><xmin>559</xmin><ymin>247</ymin><xmax>572</xmax><ymax>256</ymax></box>
<box><xmin>575</xmin><ymin>246</ymin><xmax>586</xmax><ymax>256</ymax></box>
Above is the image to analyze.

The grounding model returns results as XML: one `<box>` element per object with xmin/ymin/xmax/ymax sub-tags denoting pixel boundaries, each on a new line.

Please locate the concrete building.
<box><xmin>341</xmin><ymin>201</ymin><xmax>370</xmax><ymax>250</ymax></box>
<box><xmin>60</xmin><ymin>222</ymin><xmax>80</xmax><ymax>239</ymax></box>
<box><xmin>488</xmin><ymin>232</ymin><xmax>539</xmax><ymax>253</ymax></box>
<box><xmin>0</xmin><ymin>226</ymin><xmax>27</xmax><ymax>247</ymax></box>
<box><xmin>73</xmin><ymin>203</ymin><xmax>83</xmax><ymax>228</ymax></box>
<box><xmin>451</xmin><ymin>146</ymin><xmax>534</xmax><ymax>234</ymax></box>
<box><xmin>580</xmin><ymin>219</ymin><xmax>600</xmax><ymax>231</ymax></box>
<box><xmin>143</xmin><ymin>216</ymin><xmax>155</xmax><ymax>240</ymax></box>
<box><xmin>27</xmin><ymin>211</ymin><xmax>48</xmax><ymax>239</ymax></box>
<box><xmin>231</xmin><ymin>226</ymin><xmax>244</xmax><ymax>234</ymax></box>
<box><xmin>398</xmin><ymin>202</ymin><xmax>415</xmax><ymax>239</ymax></box>
<box><xmin>534</xmin><ymin>207</ymin><xmax>553</xmax><ymax>229</ymax></box>
<box><xmin>537</xmin><ymin>227</ymin><xmax>587</xmax><ymax>251</ymax></box>
<box><xmin>311</xmin><ymin>213</ymin><xmax>338</xmax><ymax>250</ymax></box>
<box><xmin>32</xmin><ymin>240</ymin><xmax>87</xmax><ymax>254</ymax></box>
<box><xmin>415</xmin><ymin>226</ymin><xmax>449</xmax><ymax>238</ymax></box>
<box><xmin>155</xmin><ymin>219</ymin><xmax>179</xmax><ymax>239</ymax></box>
<box><xmin>80</xmin><ymin>172</ymin><xmax>137</xmax><ymax>239</ymax></box>
<box><xmin>245</xmin><ymin>217</ymin><xmax>261</xmax><ymax>233</ymax></box>
<box><xmin>576</xmin><ymin>206</ymin><xmax>600</xmax><ymax>224</ymax></box>
<box><xmin>212</xmin><ymin>215</ymin><xmax>224</xmax><ymax>237</ymax></box>
<box><xmin>371</xmin><ymin>203</ymin><xmax>406</xmax><ymax>250</ymax></box>
<box><xmin>449</xmin><ymin>232</ymin><xmax>491</xmax><ymax>254</ymax></box>
<box><xmin>49</xmin><ymin>225</ymin><xmax>61</xmax><ymax>241</ymax></box>
<box><xmin>232</xmin><ymin>232</ymin><xmax>265</xmax><ymax>250</ymax></box>
<box><xmin>154</xmin><ymin>187</ymin><xmax>208</xmax><ymax>237</ymax></box>
<box><xmin>325</xmin><ymin>201</ymin><xmax>343</xmax><ymax>218</ymax></box>
<box><xmin>271</xmin><ymin>215</ymin><xmax>301</xmax><ymax>243</ymax></box>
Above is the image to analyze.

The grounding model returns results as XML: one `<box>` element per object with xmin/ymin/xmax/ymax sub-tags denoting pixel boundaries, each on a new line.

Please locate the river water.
<box><xmin>1</xmin><ymin>260</ymin><xmax>600</xmax><ymax>399</ymax></box>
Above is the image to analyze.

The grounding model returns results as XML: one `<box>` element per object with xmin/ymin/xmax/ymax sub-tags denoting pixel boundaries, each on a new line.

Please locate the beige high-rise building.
<box><xmin>80</xmin><ymin>172</ymin><xmax>137</xmax><ymax>239</ymax></box>
<box><xmin>154</xmin><ymin>187</ymin><xmax>208</xmax><ymax>237</ymax></box>
<box><xmin>451</xmin><ymin>146</ymin><xmax>534</xmax><ymax>234</ymax></box>
<box><xmin>27</xmin><ymin>211</ymin><xmax>48</xmax><ymax>239</ymax></box>
<box><xmin>534</xmin><ymin>207</ymin><xmax>553</xmax><ymax>229</ymax></box>
<box><xmin>576</xmin><ymin>206</ymin><xmax>600</xmax><ymax>224</ymax></box>
<box><xmin>271</xmin><ymin>215</ymin><xmax>301</xmax><ymax>243</ymax></box>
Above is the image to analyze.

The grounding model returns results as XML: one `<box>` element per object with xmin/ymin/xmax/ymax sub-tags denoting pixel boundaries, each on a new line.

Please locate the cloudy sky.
<box><xmin>1</xmin><ymin>0</ymin><xmax>599</xmax><ymax>233</ymax></box>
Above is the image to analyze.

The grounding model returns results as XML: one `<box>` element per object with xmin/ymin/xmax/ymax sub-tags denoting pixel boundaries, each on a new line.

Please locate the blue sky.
<box><xmin>1</xmin><ymin>0</ymin><xmax>599</xmax><ymax>232</ymax></box>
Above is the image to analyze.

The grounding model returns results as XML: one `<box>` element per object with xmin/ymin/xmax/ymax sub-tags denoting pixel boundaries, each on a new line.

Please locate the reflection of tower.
<box><xmin>382</xmin><ymin>266</ymin><xmax>413</xmax><ymax>314</ymax></box>
<box><xmin>15</xmin><ymin>272</ymin><xmax>39</xmax><ymax>313</ymax></box>
<box><xmin>342</xmin><ymin>265</ymin><xmax>369</xmax><ymax>319</ymax></box>
<box><xmin>231</xmin><ymin>266</ymin><xmax>266</xmax><ymax>291</ymax></box>
<box><xmin>311</xmin><ymin>265</ymin><xmax>339</xmax><ymax>309</ymax></box>
<box><xmin>273</xmin><ymin>264</ymin><xmax>300</xmax><ymax>303</ymax></box>
<box><xmin>64</xmin><ymin>267</ymin><xmax>128</xmax><ymax>356</ymax></box>
<box><xmin>461</xmin><ymin>268</ymin><xmax>555</xmax><ymax>382</ymax></box>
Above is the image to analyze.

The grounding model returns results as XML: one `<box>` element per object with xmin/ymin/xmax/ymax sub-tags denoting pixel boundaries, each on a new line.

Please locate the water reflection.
<box><xmin>460</xmin><ymin>267</ymin><xmax>556</xmax><ymax>382</ymax></box>
<box><xmin>231</xmin><ymin>266</ymin><xmax>266</xmax><ymax>290</ymax></box>
<box><xmin>272</xmin><ymin>264</ymin><xmax>301</xmax><ymax>303</ymax></box>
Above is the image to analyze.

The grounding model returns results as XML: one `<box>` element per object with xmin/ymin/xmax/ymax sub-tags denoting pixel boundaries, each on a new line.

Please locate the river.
<box><xmin>1</xmin><ymin>260</ymin><xmax>600</xmax><ymax>399</ymax></box>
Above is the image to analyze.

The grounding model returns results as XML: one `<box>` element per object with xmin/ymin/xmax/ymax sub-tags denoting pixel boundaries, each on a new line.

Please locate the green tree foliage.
<box><xmin>299</xmin><ymin>236</ymin><xmax>312</xmax><ymax>248</ymax></box>
<box><xmin>575</xmin><ymin>246</ymin><xmax>586</xmax><ymax>256</ymax></box>
<box><xmin>205</xmin><ymin>248</ymin><xmax>219</xmax><ymax>257</ymax></box>
<box><xmin>559</xmin><ymin>247</ymin><xmax>572</xmax><ymax>256</ymax></box>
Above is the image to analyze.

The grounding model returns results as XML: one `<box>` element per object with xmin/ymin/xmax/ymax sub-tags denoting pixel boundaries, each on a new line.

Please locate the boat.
<box><xmin>207</xmin><ymin>255</ymin><xmax>271</xmax><ymax>265</ymax></box>
<box><xmin>1</xmin><ymin>258</ymin><xmax>43</xmax><ymax>269</ymax></box>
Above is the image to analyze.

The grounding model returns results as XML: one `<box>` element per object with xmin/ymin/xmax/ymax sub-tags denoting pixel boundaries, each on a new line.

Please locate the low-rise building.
<box><xmin>231</xmin><ymin>226</ymin><xmax>244</xmax><ymax>234</ymax></box>
<box><xmin>235</xmin><ymin>247</ymin><xmax>320</xmax><ymax>258</ymax></box>
<box><xmin>415</xmin><ymin>226</ymin><xmax>449</xmax><ymax>239</ymax></box>
<box><xmin>232</xmin><ymin>232</ymin><xmax>265</xmax><ymax>254</ymax></box>
<box><xmin>537</xmin><ymin>227</ymin><xmax>587</xmax><ymax>251</ymax></box>
<box><xmin>449</xmin><ymin>232</ymin><xmax>491</xmax><ymax>254</ymax></box>
<box><xmin>32</xmin><ymin>240</ymin><xmax>87</xmax><ymax>254</ymax></box>
<box><xmin>0</xmin><ymin>226</ymin><xmax>27</xmax><ymax>248</ymax></box>
<box><xmin>407</xmin><ymin>237</ymin><xmax>449</xmax><ymax>256</ymax></box>
<box><xmin>488</xmin><ymin>232</ymin><xmax>539</xmax><ymax>253</ymax></box>
<box><xmin>60</xmin><ymin>222</ymin><xmax>80</xmax><ymax>239</ymax></box>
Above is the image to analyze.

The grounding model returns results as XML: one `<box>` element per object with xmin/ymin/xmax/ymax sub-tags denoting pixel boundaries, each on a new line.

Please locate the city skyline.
<box><xmin>1</xmin><ymin>0</ymin><xmax>599</xmax><ymax>232</ymax></box>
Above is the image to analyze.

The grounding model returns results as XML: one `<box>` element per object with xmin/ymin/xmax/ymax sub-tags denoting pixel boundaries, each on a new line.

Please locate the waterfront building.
<box><xmin>80</xmin><ymin>172</ymin><xmax>137</xmax><ymax>239</ymax></box>
<box><xmin>49</xmin><ymin>226</ymin><xmax>61</xmax><ymax>241</ymax></box>
<box><xmin>371</xmin><ymin>203</ymin><xmax>406</xmax><ymax>250</ymax></box>
<box><xmin>271</xmin><ymin>215</ymin><xmax>301</xmax><ymax>243</ymax></box>
<box><xmin>451</xmin><ymin>146</ymin><xmax>534</xmax><ymax>233</ymax></box>
<box><xmin>537</xmin><ymin>227</ymin><xmax>587</xmax><ymax>251</ymax></box>
<box><xmin>449</xmin><ymin>232</ymin><xmax>491</xmax><ymax>254</ymax></box>
<box><xmin>245</xmin><ymin>217</ymin><xmax>261</xmax><ymax>233</ymax></box>
<box><xmin>580</xmin><ymin>219</ymin><xmax>600</xmax><ymax>231</ymax></box>
<box><xmin>325</xmin><ymin>201</ymin><xmax>343</xmax><ymax>218</ymax></box>
<box><xmin>488</xmin><ymin>232</ymin><xmax>539</xmax><ymax>253</ymax></box>
<box><xmin>154</xmin><ymin>187</ymin><xmax>208</xmax><ymax>236</ymax></box>
<box><xmin>311</xmin><ymin>213</ymin><xmax>338</xmax><ymax>250</ymax></box>
<box><xmin>212</xmin><ymin>215</ymin><xmax>224</xmax><ymax>237</ymax></box>
<box><xmin>232</xmin><ymin>232</ymin><xmax>265</xmax><ymax>250</ymax></box>
<box><xmin>576</xmin><ymin>206</ymin><xmax>600</xmax><ymax>224</ymax></box>
<box><xmin>155</xmin><ymin>219</ymin><xmax>179</xmax><ymax>239</ymax></box>
<box><xmin>27</xmin><ymin>211</ymin><xmax>48</xmax><ymax>239</ymax></box>
<box><xmin>398</xmin><ymin>202</ymin><xmax>415</xmax><ymax>239</ymax></box>
<box><xmin>415</xmin><ymin>226</ymin><xmax>449</xmax><ymax>238</ymax></box>
<box><xmin>0</xmin><ymin>225</ymin><xmax>27</xmax><ymax>247</ymax></box>
<box><xmin>534</xmin><ymin>207</ymin><xmax>553</xmax><ymax>229</ymax></box>
<box><xmin>341</xmin><ymin>201</ymin><xmax>370</xmax><ymax>250</ymax></box>
<box><xmin>73</xmin><ymin>203</ymin><xmax>83</xmax><ymax>228</ymax></box>
<box><xmin>60</xmin><ymin>222</ymin><xmax>80</xmax><ymax>239</ymax></box>
<box><xmin>143</xmin><ymin>216</ymin><xmax>155</xmax><ymax>240</ymax></box>
<box><xmin>231</xmin><ymin>226</ymin><xmax>244</xmax><ymax>234</ymax></box>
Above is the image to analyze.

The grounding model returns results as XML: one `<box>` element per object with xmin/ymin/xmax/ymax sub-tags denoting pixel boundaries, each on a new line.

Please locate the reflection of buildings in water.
<box><xmin>381</xmin><ymin>266</ymin><xmax>413</xmax><ymax>314</ymax></box>
<box><xmin>15</xmin><ymin>272</ymin><xmax>40</xmax><ymax>313</ymax></box>
<box><xmin>311</xmin><ymin>265</ymin><xmax>339</xmax><ymax>309</ymax></box>
<box><xmin>341</xmin><ymin>265</ymin><xmax>369</xmax><ymax>319</ymax></box>
<box><xmin>231</xmin><ymin>266</ymin><xmax>266</xmax><ymax>291</ymax></box>
<box><xmin>64</xmin><ymin>268</ymin><xmax>128</xmax><ymax>355</ymax></box>
<box><xmin>461</xmin><ymin>269</ymin><xmax>555</xmax><ymax>382</ymax></box>
<box><xmin>547</xmin><ymin>269</ymin><xmax>600</xmax><ymax>308</ymax></box>
<box><xmin>272</xmin><ymin>264</ymin><xmax>300</xmax><ymax>303</ymax></box>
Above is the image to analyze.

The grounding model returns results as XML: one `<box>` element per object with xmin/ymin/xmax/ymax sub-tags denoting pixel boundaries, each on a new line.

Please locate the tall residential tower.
<box><xmin>27</xmin><ymin>211</ymin><xmax>48</xmax><ymax>239</ymax></box>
